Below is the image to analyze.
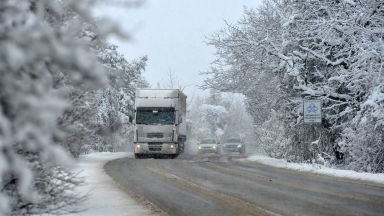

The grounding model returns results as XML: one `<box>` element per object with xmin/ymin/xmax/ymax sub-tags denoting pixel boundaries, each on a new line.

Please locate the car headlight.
<box><xmin>237</xmin><ymin>144</ymin><xmax>242</xmax><ymax>148</ymax></box>
<box><xmin>198</xmin><ymin>145</ymin><xmax>201</xmax><ymax>150</ymax></box>
<box><xmin>170</xmin><ymin>144</ymin><xmax>175</xmax><ymax>149</ymax></box>
<box><xmin>136</xmin><ymin>144</ymin><xmax>141</xmax><ymax>148</ymax></box>
<box><xmin>213</xmin><ymin>145</ymin><xmax>217</xmax><ymax>149</ymax></box>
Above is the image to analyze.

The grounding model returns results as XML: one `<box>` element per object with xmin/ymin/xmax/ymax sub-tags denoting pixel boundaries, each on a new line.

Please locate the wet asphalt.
<box><xmin>104</xmin><ymin>154</ymin><xmax>384</xmax><ymax>216</ymax></box>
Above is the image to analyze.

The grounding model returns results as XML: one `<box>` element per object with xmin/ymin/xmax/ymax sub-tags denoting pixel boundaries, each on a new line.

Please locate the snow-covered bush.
<box><xmin>340</xmin><ymin>86</ymin><xmax>384</xmax><ymax>172</ymax></box>
<box><xmin>255</xmin><ymin>110</ymin><xmax>289</xmax><ymax>158</ymax></box>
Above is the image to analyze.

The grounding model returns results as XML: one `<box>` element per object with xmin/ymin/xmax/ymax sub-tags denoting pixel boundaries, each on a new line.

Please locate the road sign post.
<box><xmin>301</xmin><ymin>99</ymin><xmax>323</xmax><ymax>161</ymax></box>
<box><xmin>303</xmin><ymin>100</ymin><xmax>322</xmax><ymax>124</ymax></box>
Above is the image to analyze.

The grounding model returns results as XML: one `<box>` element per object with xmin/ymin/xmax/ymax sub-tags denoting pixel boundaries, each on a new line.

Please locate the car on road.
<box><xmin>197</xmin><ymin>138</ymin><xmax>220</xmax><ymax>154</ymax></box>
<box><xmin>222</xmin><ymin>138</ymin><xmax>245</xmax><ymax>154</ymax></box>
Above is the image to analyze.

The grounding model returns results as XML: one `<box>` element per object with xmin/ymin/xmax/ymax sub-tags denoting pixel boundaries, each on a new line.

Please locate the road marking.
<box><xmin>146</xmin><ymin>166</ymin><xmax>280</xmax><ymax>216</ymax></box>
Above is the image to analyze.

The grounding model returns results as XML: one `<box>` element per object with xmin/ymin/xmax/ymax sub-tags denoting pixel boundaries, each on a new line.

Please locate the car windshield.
<box><xmin>136</xmin><ymin>107</ymin><xmax>175</xmax><ymax>125</ymax></box>
<box><xmin>225</xmin><ymin>138</ymin><xmax>241</xmax><ymax>143</ymax></box>
<box><xmin>201</xmin><ymin>139</ymin><xmax>216</xmax><ymax>144</ymax></box>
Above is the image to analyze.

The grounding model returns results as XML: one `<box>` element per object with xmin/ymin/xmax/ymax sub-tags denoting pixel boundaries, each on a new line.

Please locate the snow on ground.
<box><xmin>243</xmin><ymin>154</ymin><xmax>384</xmax><ymax>185</ymax></box>
<box><xmin>68</xmin><ymin>152</ymin><xmax>155</xmax><ymax>216</ymax></box>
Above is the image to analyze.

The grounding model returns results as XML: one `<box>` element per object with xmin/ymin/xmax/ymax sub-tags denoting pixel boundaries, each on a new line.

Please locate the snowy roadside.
<box><xmin>68</xmin><ymin>152</ymin><xmax>155</xmax><ymax>216</ymax></box>
<box><xmin>242</xmin><ymin>154</ymin><xmax>384</xmax><ymax>185</ymax></box>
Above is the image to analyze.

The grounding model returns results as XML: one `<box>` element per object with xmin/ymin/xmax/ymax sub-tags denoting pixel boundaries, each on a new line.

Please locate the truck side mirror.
<box><xmin>128</xmin><ymin>110</ymin><xmax>135</xmax><ymax>124</ymax></box>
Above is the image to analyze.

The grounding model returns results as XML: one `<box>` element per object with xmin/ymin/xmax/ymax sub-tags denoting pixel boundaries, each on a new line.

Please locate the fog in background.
<box><xmin>94</xmin><ymin>0</ymin><xmax>263</xmax><ymax>96</ymax></box>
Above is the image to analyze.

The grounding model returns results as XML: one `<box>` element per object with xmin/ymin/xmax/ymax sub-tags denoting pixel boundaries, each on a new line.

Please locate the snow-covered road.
<box><xmin>69</xmin><ymin>152</ymin><xmax>155</xmax><ymax>216</ymax></box>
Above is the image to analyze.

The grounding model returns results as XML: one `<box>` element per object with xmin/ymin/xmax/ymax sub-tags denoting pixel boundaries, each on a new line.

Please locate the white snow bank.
<box><xmin>243</xmin><ymin>154</ymin><xmax>384</xmax><ymax>185</ymax></box>
<box><xmin>68</xmin><ymin>152</ymin><xmax>154</xmax><ymax>216</ymax></box>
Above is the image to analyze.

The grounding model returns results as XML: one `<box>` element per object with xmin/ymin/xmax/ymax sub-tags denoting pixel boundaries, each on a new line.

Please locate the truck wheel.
<box><xmin>240</xmin><ymin>148</ymin><xmax>246</xmax><ymax>155</ymax></box>
<box><xmin>178</xmin><ymin>140</ymin><xmax>185</xmax><ymax>154</ymax></box>
<box><xmin>134</xmin><ymin>154</ymin><xmax>142</xmax><ymax>159</ymax></box>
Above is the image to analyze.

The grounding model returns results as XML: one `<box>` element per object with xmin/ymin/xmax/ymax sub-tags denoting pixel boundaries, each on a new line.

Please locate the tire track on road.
<box><xmin>145</xmin><ymin>164</ymin><xmax>279</xmax><ymax>216</ymax></box>
<box><xmin>104</xmin><ymin>159</ymin><xmax>169</xmax><ymax>216</ymax></box>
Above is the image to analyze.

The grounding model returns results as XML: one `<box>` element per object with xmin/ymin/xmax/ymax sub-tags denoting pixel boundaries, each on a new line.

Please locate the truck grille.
<box><xmin>148</xmin><ymin>143</ymin><xmax>162</xmax><ymax>151</ymax></box>
<box><xmin>147</xmin><ymin>133</ymin><xmax>164</xmax><ymax>138</ymax></box>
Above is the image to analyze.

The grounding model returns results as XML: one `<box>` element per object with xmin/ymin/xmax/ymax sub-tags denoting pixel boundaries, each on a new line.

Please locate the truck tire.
<box><xmin>239</xmin><ymin>147</ymin><xmax>246</xmax><ymax>155</ymax></box>
<box><xmin>134</xmin><ymin>154</ymin><xmax>143</xmax><ymax>159</ymax></box>
<box><xmin>178</xmin><ymin>138</ymin><xmax>186</xmax><ymax>154</ymax></box>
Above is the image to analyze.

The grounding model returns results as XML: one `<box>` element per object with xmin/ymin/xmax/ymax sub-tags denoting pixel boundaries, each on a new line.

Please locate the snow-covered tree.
<box><xmin>204</xmin><ymin>2</ymin><xmax>283</xmax><ymax>126</ymax></box>
<box><xmin>277</xmin><ymin>0</ymin><xmax>384</xmax><ymax>170</ymax></box>
<box><xmin>205</xmin><ymin>0</ymin><xmax>384</xmax><ymax>172</ymax></box>
<box><xmin>187</xmin><ymin>94</ymin><xmax>225</xmax><ymax>147</ymax></box>
<box><xmin>204</xmin><ymin>1</ymin><xmax>289</xmax><ymax>157</ymax></box>
<box><xmin>52</xmin><ymin>9</ymin><xmax>148</xmax><ymax>156</ymax></box>
<box><xmin>187</xmin><ymin>91</ymin><xmax>254</xmax><ymax>153</ymax></box>
<box><xmin>94</xmin><ymin>48</ymin><xmax>148</xmax><ymax>152</ymax></box>
<box><xmin>0</xmin><ymin>0</ymin><xmax>141</xmax><ymax>214</ymax></box>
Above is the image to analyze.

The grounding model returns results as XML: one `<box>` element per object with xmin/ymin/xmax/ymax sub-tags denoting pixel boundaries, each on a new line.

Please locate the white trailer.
<box><xmin>133</xmin><ymin>89</ymin><xmax>187</xmax><ymax>159</ymax></box>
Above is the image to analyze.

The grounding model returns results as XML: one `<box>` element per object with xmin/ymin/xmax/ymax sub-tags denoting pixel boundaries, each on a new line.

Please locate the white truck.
<box><xmin>133</xmin><ymin>89</ymin><xmax>187</xmax><ymax>159</ymax></box>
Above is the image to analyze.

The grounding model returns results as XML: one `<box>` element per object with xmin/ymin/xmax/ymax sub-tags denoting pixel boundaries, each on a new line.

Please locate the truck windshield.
<box><xmin>136</xmin><ymin>107</ymin><xmax>175</xmax><ymax>125</ymax></box>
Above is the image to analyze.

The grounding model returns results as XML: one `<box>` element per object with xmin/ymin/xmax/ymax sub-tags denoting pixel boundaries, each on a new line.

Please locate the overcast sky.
<box><xmin>96</xmin><ymin>0</ymin><xmax>263</xmax><ymax>96</ymax></box>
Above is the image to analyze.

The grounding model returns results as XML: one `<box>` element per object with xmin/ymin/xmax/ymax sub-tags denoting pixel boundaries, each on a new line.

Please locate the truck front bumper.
<box><xmin>133</xmin><ymin>143</ymin><xmax>178</xmax><ymax>154</ymax></box>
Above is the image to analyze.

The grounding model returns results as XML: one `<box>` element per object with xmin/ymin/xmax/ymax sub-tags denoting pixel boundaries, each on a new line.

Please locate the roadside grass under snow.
<box><xmin>243</xmin><ymin>154</ymin><xmax>384</xmax><ymax>185</ymax></box>
<box><xmin>69</xmin><ymin>152</ymin><xmax>154</xmax><ymax>216</ymax></box>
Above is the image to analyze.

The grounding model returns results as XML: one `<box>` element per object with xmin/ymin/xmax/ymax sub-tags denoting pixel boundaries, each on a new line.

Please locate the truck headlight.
<box><xmin>213</xmin><ymin>145</ymin><xmax>217</xmax><ymax>149</ymax></box>
<box><xmin>198</xmin><ymin>145</ymin><xmax>201</xmax><ymax>150</ymax></box>
<box><xmin>237</xmin><ymin>144</ymin><xmax>242</xmax><ymax>148</ymax></box>
<box><xmin>170</xmin><ymin>144</ymin><xmax>175</xmax><ymax>149</ymax></box>
<box><xmin>136</xmin><ymin>144</ymin><xmax>141</xmax><ymax>148</ymax></box>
